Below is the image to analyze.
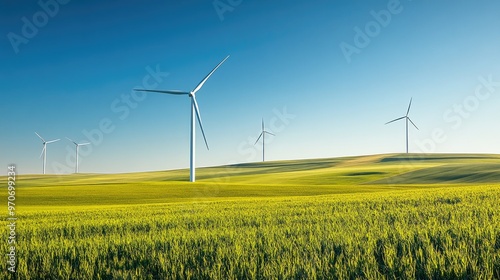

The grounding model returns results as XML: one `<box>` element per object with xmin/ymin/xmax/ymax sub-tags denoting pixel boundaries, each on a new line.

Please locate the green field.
<box><xmin>2</xmin><ymin>154</ymin><xmax>500</xmax><ymax>279</ymax></box>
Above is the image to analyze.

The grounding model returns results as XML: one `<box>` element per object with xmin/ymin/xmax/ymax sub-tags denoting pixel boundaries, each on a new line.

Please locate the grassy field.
<box><xmin>1</xmin><ymin>153</ymin><xmax>500</xmax><ymax>278</ymax></box>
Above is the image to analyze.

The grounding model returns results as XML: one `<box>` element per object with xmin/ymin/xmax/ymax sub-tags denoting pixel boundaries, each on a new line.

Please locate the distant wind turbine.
<box><xmin>66</xmin><ymin>137</ymin><xmax>90</xmax><ymax>173</ymax></box>
<box><xmin>254</xmin><ymin>119</ymin><xmax>275</xmax><ymax>162</ymax></box>
<box><xmin>35</xmin><ymin>132</ymin><xmax>60</xmax><ymax>174</ymax></box>
<box><xmin>385</xmin><ymin>98</ymin><xmax>419</xmax><ymax>153</ymax></box>
<box><xmin>134</xmin><ymin>55</ymin><xmax>229</xmax><ymax>182</ymax></box>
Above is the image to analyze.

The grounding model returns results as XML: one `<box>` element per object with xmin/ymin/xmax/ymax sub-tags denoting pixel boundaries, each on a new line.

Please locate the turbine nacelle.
<box><xmin>66</xmin><ymin>137</ymin><xmax>90</xmax><ymax>173</ymax></box>
<box><xmin>35</xmin><ymin>132</ymin><xmax>60</xmax><ymax>174</ymax></box>
<box><xmin>254</xmin><ymin>119</ymin><xmax>275</xmax><ymax>162</ymax></box>
<box><xmin>385</xmin><ymin>98</ymin><xmax>419</xmax><ymax>153</ymax></box>
<box><xmin>133</xmin><ymin>55</ymin><xmax>229</xmax><ymax>182</ymax></box>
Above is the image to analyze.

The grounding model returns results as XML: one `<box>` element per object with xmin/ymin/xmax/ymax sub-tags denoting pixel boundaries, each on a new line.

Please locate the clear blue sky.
<box><xmin>1</xmin><ymin>0</ymin><xmax>500</xmax><ymax>175</ymax></box>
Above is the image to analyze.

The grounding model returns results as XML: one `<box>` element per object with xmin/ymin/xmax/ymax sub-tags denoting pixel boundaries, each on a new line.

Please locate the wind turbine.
<box><xmin>254</xmin><ymin>119</ymin><xmax>275</xmax><ymax>162</ymax></box>
<box><xmin>35</xmin><ymin>132</ymin><xmax>60</xmax><ymax>174</ymax></box>
<box><xmin>134</xmin><ymin>55</ymin><xmax>229</xmax><ymax>182</ymax></box>
<box><xmin>385</xmin><ymin>98</ymin><xmax>419</xmax><ymax>153</ymax></box>
<box><xmin>66</xmin><ymin>138</ymin><xmax>90</xmax><ymax>173</ymax></box>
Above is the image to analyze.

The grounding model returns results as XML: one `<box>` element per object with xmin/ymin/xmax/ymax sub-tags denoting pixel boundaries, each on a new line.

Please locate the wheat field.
<box><xmin>2</xmin><ymin>154</ymin><xmax>500</xmax><ymax>279</ymax></box>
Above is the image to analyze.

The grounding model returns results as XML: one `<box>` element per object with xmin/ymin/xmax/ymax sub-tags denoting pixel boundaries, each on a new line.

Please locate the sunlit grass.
<box><xmin>1</xmin><ymin>153</ymin><xmax>500</xmax><ymax>278</ymax></box>
<box><xmin>2</xmin><ymin>186</ymin><xmax>499</xmax><ymax>279</ymax></box>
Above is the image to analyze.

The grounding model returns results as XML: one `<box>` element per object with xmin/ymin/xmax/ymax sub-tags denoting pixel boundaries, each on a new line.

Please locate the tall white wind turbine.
<box><xmin>254</xmin><ymin>119</ymin><xmax>275</xmax><ymax>162</ymax></box>
<box><xmin>66</xmin><ymin>137</ymin><xmax>90</xmax><ymax>173</ymax></box>
<box><xmin>385</xmin><ymin>98</ymin><xmax>419</xmax><ymax>153</ymax></box>
<box><xmin>35</xmin><ymin>132</ymin><xmax>60</xmax><ymax>174</ymax></box>
<box><xmin>134</xmin><ymin>55</ymin><xmax>229</xmax><ymax>182</ymax></box>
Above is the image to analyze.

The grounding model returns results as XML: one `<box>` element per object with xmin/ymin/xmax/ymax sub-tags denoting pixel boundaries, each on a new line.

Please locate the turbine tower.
<box><xmin>254</xmin><ymin>119</ymin><xmax>275</xmax><ymax>162</ymax></box>
<box><xmin>385</xmin><ymin>98</ymin><xmax>419</xmax><ymax>153</ymax></box>
<box><xmin>134</xmin><ymin>55</ymin><xmax>229</xmax><ymax>182</ymax></box>
<box><xmin>35</xmin><ymin>132</ymin><xmax>60</xmax><ymax>174</ymax></box>
<box><xmin>66</xmin><ymin>138</ymin><xmax>90</xmax><ymax>173</ymax></box>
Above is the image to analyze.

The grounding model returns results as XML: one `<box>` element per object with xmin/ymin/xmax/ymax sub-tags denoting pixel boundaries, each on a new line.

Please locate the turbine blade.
<box><xmin>39</xmin><ymin>145</ymin><xmax>46</xmax><ymax>158</ymax></box>
<box><xmin>408</xmin><ymin>117</ymin><xmax>419</xmax><ymax>130</ymax></box>
<box><xmin>192</xmin><ymin>96</ymin><xmax>209</xmax><ymax>150</ymax></box>
<box><xmin>264</xmin><ymin>131</ymin><xmax>275</xmax><ymax>136</ymax></box>
<box><xmin>79</xmin><ymin>143</ymin><xmax>91</xmax><ymax>146</ymax></box>
<box><xmin>385</xmin><ymin>116</ymin><xmax>405</xmax><ymax>125</ymax></box>
<box><xmin>262</xmin><ymin>118</ymin><xmax>264</xmax><ymax>131</ymax></box>
<box><xmin>134</xmin><ymin>89</ymin><xmax>189</xmax><ymax>95</ymax></box>
<box><xmin>191</xmin><ymin>55</ymin><xmax>230</xmax><ymax>95</ymax></box>
<box><xmin>254</xmin><ymin>133</ymin><xmax>263</xmax><ymax>145</ymax></box>
<box><xmin>35</xmin><ymin>132</ymin><xmax>45</xmax><ymax>142</ymax></box>
<box><xmin>46</xmin><ymin>139</ymin><xmax>60</xmax><ymax>144</ymax></box>
<box><xmin>406</xmin><ymin>97</ymin><xmax>413</xmax><ymax>116</ymax></box>
<box><xmin>66</xmin><ymin>137</ymin><xmax>77</xmax><ymax>145</ymax></box>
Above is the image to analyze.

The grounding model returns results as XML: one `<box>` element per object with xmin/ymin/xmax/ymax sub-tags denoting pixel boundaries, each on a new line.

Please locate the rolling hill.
<box><xmin>9</xmin><ymin>153</ymin><xmax>500</xmax><ymax>208</ymax></box>
<box><xmin>3</xmin><ymin>153</ymin><xmax>500</xmax><ymax>279</ymax></box>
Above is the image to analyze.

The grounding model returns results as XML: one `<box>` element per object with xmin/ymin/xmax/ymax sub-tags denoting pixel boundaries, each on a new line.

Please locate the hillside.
<box><xmin>3</xmin><ymin>154</ymin><xmax>500</xmax><ymax>279</ymax></box>
<box><xmin>8</xmin><ymin>153</ymin><xmax>500</xmax><ymax>208</ymax></box>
